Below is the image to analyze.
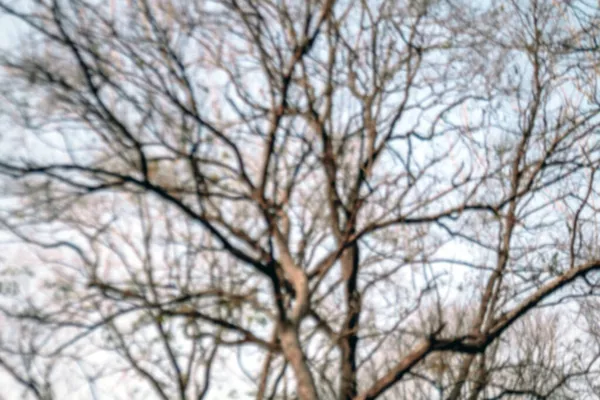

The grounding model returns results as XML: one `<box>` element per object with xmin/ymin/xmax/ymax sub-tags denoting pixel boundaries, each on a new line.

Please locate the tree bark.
<box><xmin>340</xmin><ymin>245</ymin><xmax>361</xmax><ymax>399</ymax></box>
<box><xmin>279</xmin><ymin>323</ymin><xmax>318</xmax><ymax>400</ymax></box>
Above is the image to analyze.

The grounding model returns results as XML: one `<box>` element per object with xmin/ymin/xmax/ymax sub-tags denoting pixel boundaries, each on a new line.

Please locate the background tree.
<box><xmin>0</xmin><ymin>0</ymin><xmax>600</xmax><ymax>399</ymax></box>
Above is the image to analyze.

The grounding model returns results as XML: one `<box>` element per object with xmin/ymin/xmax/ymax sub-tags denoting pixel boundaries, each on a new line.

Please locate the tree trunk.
<box><xmin>279</xmin><ymin>322</ymin><xmax>318</xmax><ymax>400</ymax></box>
<box><xmin>339</xmin><ymin>245</ymin><xmax>361</xmax><ymax>399</ymax></box>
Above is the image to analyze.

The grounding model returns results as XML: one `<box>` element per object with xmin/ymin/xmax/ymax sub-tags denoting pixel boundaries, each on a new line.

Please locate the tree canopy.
<box><xmin>0</xmin><ymin>0</ymin><xmax>600</xmax><ymax>399</ymax></box>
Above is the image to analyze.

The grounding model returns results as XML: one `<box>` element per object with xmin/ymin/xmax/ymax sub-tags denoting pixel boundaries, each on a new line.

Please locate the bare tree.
<box><xmin>0</xmin><ymin>0</ymin><xmax>600</xmax><ymax>399</ymax></box>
